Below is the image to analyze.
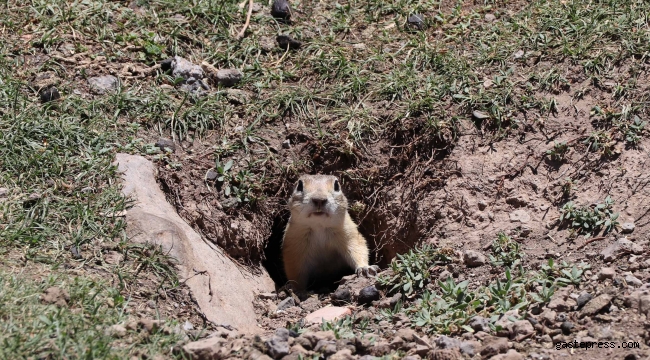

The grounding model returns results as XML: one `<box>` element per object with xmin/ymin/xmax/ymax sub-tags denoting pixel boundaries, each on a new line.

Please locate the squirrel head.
<box><xmin>288</xmin><ymin>174</ymin><xmax>348</xmax><ymax>227</ymax></box>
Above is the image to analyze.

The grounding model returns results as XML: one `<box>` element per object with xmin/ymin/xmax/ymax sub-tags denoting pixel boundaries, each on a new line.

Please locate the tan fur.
<box><xmin>281</xmin><ymin>175</ymin><xmax>372</xmax><ymax>290</ymax></box>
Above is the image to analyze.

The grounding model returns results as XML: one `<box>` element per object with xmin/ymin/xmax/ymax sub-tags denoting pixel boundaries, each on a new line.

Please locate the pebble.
<box><xmin>39</xmin><ymin>86</ymin><xmax>60</xmax><ymax>103</ymax></box>
<box><xmin>598</xmin><ymin>267</ymin><xmax>616</xmax><ymax>280</ymax></box>
<box><xmin>216</xmin><ymin>69</ymin><xmax>243</xmax><ymax>87</ymax></box>
<box><xmin>407</xmin><ymin>14</ymin><xmax>425</xmax><ymax>30</ymax></box>
<box><xmin>621</xmin><ymin>222</ymin><xmax>635</xmax><ymax>233</ymax></box>
<box><xmin>88</xmin><ymin>75</ymin><xmax>118</xmax><ymax>94</ymax></box>
<box><xmin>206</xmin><ymin>169</ymin><xmax>219</xmax><ymax>181</ymax></box>
<box><xmin>625</xmin><ymin>273</ymin><xmax>643</xmax><ymax>287</ymax></box>
<box><xmin>579</xmin><ymin>294</ymin><xmax>612</xmax><ymax>318</ymax></box>
<box><xmin>170</xmin><ymin>56</ymin><xmax>204</xmax><ymax>81</ymax></box>
<box><xmin>472</xmin><ymin>110</ymin><xmax>490</xmax><ymax>119</ymax></box>
<box><xmin>463</xmin><ymin>250</ymin><xmax>487</xmax><ymax>267</ymax></box>
<box><xmin>271</xmin><ymin>0</ymin><xmax>291</xmax><ymax>21</ymax></box>
<box><xmin>277</xmin><ymin>297</ymin><xmax>295</xmax><ymax>311</ymax></box>
<box><xmin>357</xmin><ymin>286</ymin><xmax>380</xmax><ymax>305</ymax></box>
<box><xmin>70</xmin><ymin>245</ymin><xmax>82</xmax><ymax>259</ymax></box>
<box><xmin>155</xmin><ymin>138</ymin><xmax>176</xmax><ymax>153</ymax></box>
<box><xmin>576</xmin><ymin>292</ymin><xmax>592</xmax><ymax>308</ymax></box>
<box><xmin>276</xmin><ymin>35</ymin><xmax>302</xmax><ymax>50</ymax></box>
<box><xmin>435</xmin><ymin>335</ymin><xmax>461</xmax><ymax>349</ymax></box>
<box><xmin>469</xmin><ymin>316</ymin><xmax>490</xmax><ymax>332</ymax></box>
<box><xmin>485</xmin><ymin>13</ymin><xmax>496</xmax><ymax>22</ymax></box>
<box><xmin>560</xmin><ymin>321</ymin><xmax>573</xmax><ymax>335</ymax></box>
<box><xmin>331</xmin><ymin>287</ymin><xmax>351</xmax><ymax>305</ymax></box>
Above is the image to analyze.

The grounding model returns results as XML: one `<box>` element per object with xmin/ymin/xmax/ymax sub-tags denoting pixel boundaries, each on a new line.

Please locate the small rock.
<box><xmin>305</xmin><ymin>306</ymin><xmax>351</xmax><ymax>325</ymax></box>
<box><xmin>472</xmin><ymin>110</ymin><xmax>490</xmax><ymax>119</ymax></box>
<box><xmin>271</xmin><ymin>0</ymin><xmax>291</xmax><ymax>21</ymax></box>
<box><xmin>395</xmin><ymin>328</ymin><xmax>416</xmax><ymax>342</ymax></box>
<box><xmin>491</xmin><ymin>349</ymin><xmax>524</xmax><ymax>360</ymax></box>
<box><xmin>435</xmin><ymin>335</ymin><xmax>461</xmax><ymax>349</ymax></box>
<box><xmin>485</xmin><ymin>13</ymin><xmax>496</xmax><ymax>22</ymax></box>
<box><xmin>277</xmin><ymin>297</ymin><xmax>296</xmax><ymax>311</ymax></box>
<box><xmin>621</xmin><ymin>222</ymin><xmax>635</xmax><ymax>233</ymax></box>
<box><xmin>407</xmin><ymin>14</ymin><xmax>425</xmax><ymax>30</ymax></box>
<box><xmin>266</xmin><ymin>333</ymin><xmax>290</xmax><ymax>359</ymax></box>
<box><xmin>509</xmin><ymin>209</ymin><xmax>531</xmax><ymax>223</ymax></box>
<box><xmin>478</xmin><ymin>200</ymin><xmax>488</xmax><ymax>210</ymax></box>
<box><xmin>147</xmin><ymin>300</ymin><xmax>156</xmax><ymax>309</ymax></box>
<box><xmin>70</xmin><ymin>245</ymin><xmax>82</xmax><ymax>259</ymax></box>
<box><xmin>576</xmin><ymin>292</ymin><xmax>593</xmax><ymax>308</ymax></box>
<box><xmin>39</xmin><ymin>86</ymin><xmax>60</xmax><ymax>103</ymax></box>
<box><xmin>88</xmin><ymin>75</ymin><xmax>119</xmax><ymax>95</ymax></box>
<box><xmin>154</xmin><ymin>138</ymin><xmax>176</xmax><ymax>153</ymax></box>
<box><xmin>41</xmin><ymin>286</ymin><xmax>70</xmax><ymax>306</ymax></box>
<box><xmin>389</xmin><ymin>336</ymin><xmax>404</xmax><ymax>350</ymax></box>
<box><xmin>463</xmin><ymin>250</ymin><xmax>487</xmax><ymax>267</ymax></box>
<box><xmin>483</xmin><ymin>79</ymin><xmax>494</xmax><ymax>89</ymax></box>
<box><xmin>277</xmin><ymin>35</ymin><xmax>302</xmax><ymax>50</ymax></box>
<box><xmin>625</xmin><ymin>273</ymin><xmax>643</xmax><ymax>287</ymax></box>
<box><xmin>282</xmin><ymin>139</ymin><xmax>291</xmax><ymax>149</ymax></box>
<box><xmin>429</xmin><ymin>348</ymin><xmax>462</xmax><ymax>360</ymax></box>
<box><xmin>560</xmin><ymin>321</ymin><xmax>573</xmax><ymax>335</ymax></box>
<box><xmin>468</xmin><ymin>316</ymin><xmax>490</xmax><ymax>332</ymax></box>
<box><xmin>216</xmin><ymin>69</ymin><xmax>243</xmax><ymax>87</ymax></box>
<box><xmin>357</xmin><ymin>286</ymin><xmax>380</xmax><ymax>305</ymax></box>
<box><xmin>579</xmin><ymin>294</ymin><xmax>612</xmax><ymax>318</ymax></box>
<box><xmin>459</xmin><ymin>340</ymin><xmax>480</xmax><ymax>356</ymax></box>
<box><xmin>510</xmin><ymin>320</ymin><xmax>534</xmax><ymax>341</ymax></box>
<box><xmin>639</xmin><ymin>295</ymin><xmax>650</xmax><ymax>317</ymax></box>
<box><xmin>331</xmin><ymin>288</ymin><xmax>351</xmax><ymax>305</ymax></box>
<box><xmin>206</xmin><ymin>170</ymin><xmax>218</xmax><ymax>181</ymax></box>
<box><xmin>598</xmin><ymin>267</ymin><xmax>616</xmax><ymax>280</ymax></box>
<box><xmin>171</xmin><ymin>56</ymin><xmax>204</xmax><ymax>81</ymax></box>
<box><xmin>513</xmin><ymin>50</ymin><xmax>525</xmax><ymax>59</ymax></box>
<box><xmin>183</xmin><ymin>321</ymin><xmax>194</xmax><ymax>331</ymax></box>
<box><xmin>182</xmin><ymin>336</ymin><xmax>227</xmax><ymax>360</ymax></box>
<box><xmin>330</xmin><ymin>349</ymin><xmax>355</xmax><ymax>360</ymax></box>
<box><xmin>480</xmin><ymin>336</ymin><xmax>509</xmax><ymax>357</ymax></box>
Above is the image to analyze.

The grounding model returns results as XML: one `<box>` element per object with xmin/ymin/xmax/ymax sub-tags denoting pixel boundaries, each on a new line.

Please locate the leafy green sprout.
<box><xmin>489</xmin><ymin>232</ymin><xmax>524</xmax><ymax>268</ymax></box>
<box><xmin>559</xmin><ymin>196</ymin><xmax>619</xmax><ymax>236</ymax></box>
<box><xmin>545</xmin><ymin>142</ymin><xmax>569</xmax><ymax>162</ymax></box>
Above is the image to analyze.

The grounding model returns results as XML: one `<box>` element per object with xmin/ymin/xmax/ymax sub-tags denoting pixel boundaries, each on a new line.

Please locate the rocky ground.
<box><xmin>1</xmin><ymin>0</ymin><xmax>650</xmax><ymax>358</ymax></box>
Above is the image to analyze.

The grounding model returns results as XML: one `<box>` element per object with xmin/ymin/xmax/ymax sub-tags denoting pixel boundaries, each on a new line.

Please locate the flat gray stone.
<box><xmin>88</xmin><ymin>75</ymin><xmax>118</xmax><ymax>94</ymax></box>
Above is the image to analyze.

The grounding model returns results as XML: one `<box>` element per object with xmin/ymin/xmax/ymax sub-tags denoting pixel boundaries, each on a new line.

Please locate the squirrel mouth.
<box><xmin>309</xmin><ymin>211</ymin><xmax>328</xmax><ymax>217</ymax></box>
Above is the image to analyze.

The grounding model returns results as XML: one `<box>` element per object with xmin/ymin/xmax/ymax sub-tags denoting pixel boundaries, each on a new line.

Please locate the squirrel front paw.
<box><xmin>355</xmin><ymin>265</ymin><xmax>380</xmax><ymax>277</ymax></box>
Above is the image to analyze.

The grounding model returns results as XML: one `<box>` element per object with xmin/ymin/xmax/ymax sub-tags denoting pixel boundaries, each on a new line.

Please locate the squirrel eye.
<box><xmin>295</xmin><ymin>180</ymin><xmax>304</xmax><ymax>193</ymax></box>
<box><xmin>334</xmin><ymin>180</ymin><xmax>340</xmax><ymax>192</ymax></box>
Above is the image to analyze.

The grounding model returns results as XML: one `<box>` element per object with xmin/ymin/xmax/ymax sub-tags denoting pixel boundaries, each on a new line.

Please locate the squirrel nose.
<box><xmin>312</xmin><ymin>197</ymin><xmax>328</xmax><ymax>208</ymax></box>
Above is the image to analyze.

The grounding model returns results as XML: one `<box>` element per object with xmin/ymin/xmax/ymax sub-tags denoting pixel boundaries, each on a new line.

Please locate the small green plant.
<box><xmin>621</xmin><ymin>116</ymin><xmax>647</xmax><ymax>145</ymax></box>
<box><xmin>488</xmin><ymin>232</ymin><xmax>524</xmax><ymax>268</ymax></box>
<box><xmin>559</xmin><ymin>196</ymin><xmax>619</xmax><ymax>236</ymax></box>
<box><xmin>545</xmin><ymin>142</ymin><xmax>569</xmax><ymax>161</ymax></box>
<box><xmin>377</xmin><ymin>245</ymin><xmax>452</xmax><ymax>296</ymax></box>
<box><xmin>583</xmin><ymin>131</ymin><xmax>615</xmax><ymax>156</ymax></box>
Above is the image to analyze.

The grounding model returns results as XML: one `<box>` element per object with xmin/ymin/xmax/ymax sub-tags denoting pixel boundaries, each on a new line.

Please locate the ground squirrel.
<box><xmin>281</xmin><ymin>174</ymin><xmax>379</xmax><ymax>291</ymax></box>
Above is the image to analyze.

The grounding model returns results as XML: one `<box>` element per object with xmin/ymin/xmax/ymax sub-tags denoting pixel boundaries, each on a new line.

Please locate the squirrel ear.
<box><xmin>296</xmin><ymin>180</ymin><xmax>304</xmax><ymax>192</ymax></box>
<box><xmin>334</xmin><ymin>179</ymin><xmax>340</xmax><ymax>192</ymax></box>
